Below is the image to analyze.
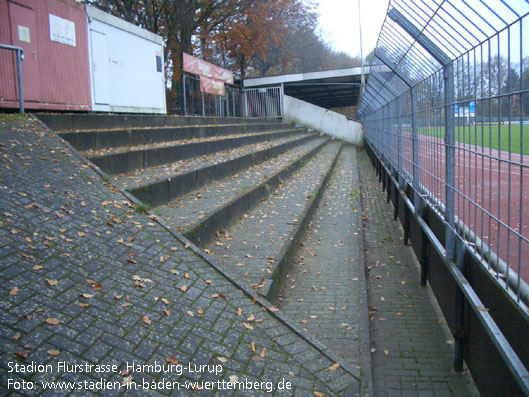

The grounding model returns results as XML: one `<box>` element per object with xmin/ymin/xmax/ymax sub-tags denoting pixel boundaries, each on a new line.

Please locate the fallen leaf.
<box><xmin>327</xmin><ymin>363</ymin><xmax>340</xmax><ymax>371</ymax></box>
<box><xmin>384</xmin><ymin>349</ymin><xmax>389</xmax><ymax>356</ymax></box>
<box><xmin>237</xmin><ymin>308</ymin><xmax>242</xmax><ymax>316</ymax></box>
<box><xmin>184</xmin><ymin>273</ymin><xmax>190</xmax><ymax>279</ymax></box>
<box><xmin>127</xmin><ymin>259</ymin><xmax>138</xmax><ymax>264</ymax></box>
<box><xmin>33</xmin><ymin>265</ymin><xmax>43</xmax><ymax>270</ymax></box>
<box><xmin>161</xmin><ymin>298</ymin><xmax>169</xmax><ymax>305</ymax></box>
<box><xmin>477</xmin><ymin>306</ymin><xmax>489</xmax><ymax>312</ymax></box>
<box><xmin>159</xmin><ymin>256</ymin><xmax>164</xmax><ymax>263</ymax></box>
<box><xmin>143</xmin><ymin>316</ymin><xmax>151</xmax><ymax>325</ymax></box>
<box><xmin>9</xmin><ymin>286</ymin><xmax>19</xmax><ymax>296</ymax></box>
<box><xmin>81</xmin><ymin>293</ymin><xmax>94</xmax><ymax>299</ymax></box>
<box><xmin>184</xmin><ymin>243</ymin><xmax>190</xmax><ymax>249</ymax></box>
<box><xmin>14</xmin><ymin>352</ymin><xmax>28</xmax><ymax>359</ymax></box>
<box><xmin>269</xmin><ymin>306</ymin><xmax>279</xmax><ymax>313</ymax></box>
<box><xmin>45</xmin><ymin>318</ymin><xmax>60</xmax><ymax>325</ymax></box>
<box><xmin>163</xmin><ymin>309</ymin><xmax>170</xmax><ymax>317</ymax></box>
<box><xmin>77</xmin><ymin>231</ymin><xmax>86</xmax><ymax>237</ymax></box>
<box><xmin>197</xmin><ymin>307</ymin><xmax>203</xmax><ymax>316</ymax></box>
<box><xmin>77</xmin><ymin>303</ymin><xmax>90</xmax><ymax>308</ymax></box>
<box><xmin>186</xmin><ymin>310</ymin><xmax>194</xmax><ymax>317</ymax></box>
<box><xmin>180</xmin><ymin>285</ymin><xmax>188</xmax><ymax>293</ymax></box>
<box><xmin>122</xmin><ymin>375</ymin><xmax>134</xmax><ymax>387</ymax></box>
<box><xmin>13</xmin><ymin>334</ymin><xmax>21</xmax><ymax>340</ymax></box>
<box><xmin>47</xmin><ymin>350</ymin><xmax>60</xmax><ymax>356</ymax></box>
<box><xmin>247</xmin><ymin>314</ymin><xmax>255</xmax><ymax>322</ymax></box>
<box><xmin>166</xmin><ymin>356</ymin><xmax>178</xmax><ymax>364</ymax></box>
<box><xmin>92</xmin><ymin>284</ymin><xmax>103</xmax><ymax>291</ymax></box>
<box><xmin>46</xmin><ymin>279</ymin><xmax>58</xmax><ymax>286</ymax></box>
<box><xmin>121</xmin><ymin>302</ymin><xmax>132</xmax><ymax>308</ymax></box>
<box><xmin>313</xmin><ymin>392</ymin><xmax>326</xmax><ymax>397</ymax></box>
<box><xmin>250</xmin><ymin>342</ymin><xmax>256</xmax><ymax>352</ymax></box>
<box><xmin>259</xmin><ymin>347</ymin><xmax>266</xmax><ymax>358</ymax></box>
<box><xmin>243</xmin><ymin>323</ymin><xmax>254</xmax><ymax>330</ymax></box>
<box><xmin>115</xmin><ymin>295</ymin><xmax>123</xmax><ymax>300</ymax></box>
<box><xmin>217</xmin><ymin>356</ymin><xmax>228</xmax><ymax>363</ymax></box>
<box><xmin>229</xmin><ymin>375</ymin><xmax>239</xmax><ymax>383</ymax></box>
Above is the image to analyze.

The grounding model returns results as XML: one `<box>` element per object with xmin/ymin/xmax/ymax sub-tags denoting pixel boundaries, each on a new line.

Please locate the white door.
<box><xmin>90</xmin><ymin>30</ymin><xmax>110</xmax><ymax>104</ymax></box>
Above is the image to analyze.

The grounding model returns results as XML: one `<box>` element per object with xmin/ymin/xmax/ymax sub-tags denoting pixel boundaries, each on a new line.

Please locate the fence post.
<box><xmin>444</xmin><ymin>63</ymin><xmax>455</xmax><ymax>260</ymax></box>
<box><xmin>411</xmin><ymin>86</ymin><xmax>419</xmax><ymax>212</ymax></box>
<box><xmin>183</xmin><ymin>74</ymin><xmax>187</xmax><ymax>116</ymax></box>
<box><xmin>201</xmin><ymin>91</ymin><xmax>205</xmax><ymax>116</ymax></box>
<box><xmin>397</xmin><ymin>96</ymin><xmax>402</xmax><ymax>180</ymax></box>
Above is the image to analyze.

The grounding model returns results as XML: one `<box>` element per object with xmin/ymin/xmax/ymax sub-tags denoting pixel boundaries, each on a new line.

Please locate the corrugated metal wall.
<box><xmin>0</xmin><ymin>0</ymin><xmax>16</xmax><ymax>102</ymax></box>
<box><xmin>0</xmin><ymin>0</ymin><xmax>91</xmax><ymax>111</ymax></box>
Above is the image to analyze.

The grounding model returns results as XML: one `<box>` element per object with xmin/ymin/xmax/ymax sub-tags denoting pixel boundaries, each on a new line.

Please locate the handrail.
<box><xmin>0</xmin><ymin>44</ymin><xmax>24</xmax><ymax>114</ymax></box>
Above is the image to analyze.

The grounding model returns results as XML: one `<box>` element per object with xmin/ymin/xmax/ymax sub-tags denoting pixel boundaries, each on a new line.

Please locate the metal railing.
<box><xmin>0</xmin><ymin>44</ymin><xmax>24</xmax><ymax>113</ymax></box>
<box><xmin>357</xmin><ymin>1</ymin><xmax>529</xmax><ymax>395</ymax></box>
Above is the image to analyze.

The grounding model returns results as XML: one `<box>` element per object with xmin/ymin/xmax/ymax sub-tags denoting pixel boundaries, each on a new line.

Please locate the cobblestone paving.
<box><xmin>154</xmin><ymin>138</ymin><xmax>327</xmax><ymax>232</ymax></box>
<box><xmin>357</xmin><ymin>148</ymin><xmax>479</xmax><ymax>397</ymax></box>
<box><xmin>205</xmin><ymin>141</ymin><xmax>342</xmax><ymax>292</ymax></box>
<box><xmin>82</xmin><ymin>129</ymin><xmax>302</xmax><ymax>158</ymax></box>
<box><xmin>277</xmin><ymin>146</ymin><xmax>368</xmax><ymax>373</ymax></box>
<box><xmin>0</xmin><ymin>116</ymin><xmax>359</xmax><ymax>395</ymax></box>
<box><xmin>113</xmin><ymin>132</ymin><xmax>313</xmax><ymax>191</ymax></box>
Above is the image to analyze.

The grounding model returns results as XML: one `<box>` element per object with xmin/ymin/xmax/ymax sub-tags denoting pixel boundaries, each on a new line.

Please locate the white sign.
<box><xmin>17</xmin><ymin>25</ymin><xmax>30</xmax><ymax>43</ymax></box>
<box><xmin>49</xmin><ymin>14</ymin><xmax>76</xmax><ymax>47</ymax></box>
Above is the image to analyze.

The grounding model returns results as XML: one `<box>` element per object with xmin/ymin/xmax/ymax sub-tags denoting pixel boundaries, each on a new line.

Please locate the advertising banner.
<box><xmin>183</xmin><ymin>53</ymin><xmax>233</xmax><ymax>84</ymax></box>
<box><xmin>200</xmin><ymin>76</ymin><xmax>226</xmax><ymax>96</ymax></box>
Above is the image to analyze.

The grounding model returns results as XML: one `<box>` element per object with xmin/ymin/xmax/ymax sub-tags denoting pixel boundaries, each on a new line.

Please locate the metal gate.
<box><xmin>244</xmin><ymin>86</ymin><xmax>283</xmax><ymax>117</ymax></box>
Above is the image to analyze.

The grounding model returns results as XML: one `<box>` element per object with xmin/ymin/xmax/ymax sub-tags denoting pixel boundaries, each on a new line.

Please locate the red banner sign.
<box><xmin>183</xmin><ymin>53</ymin><xmax>234</xmax><ymax>85</ymax></box>
<box><xmin>200</xmin><ymin>76</ymin><xmax>226</xmax><ymax>96</ymax></box>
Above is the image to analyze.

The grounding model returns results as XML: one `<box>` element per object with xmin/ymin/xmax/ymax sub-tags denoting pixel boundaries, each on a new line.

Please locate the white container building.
<box><xmin>86</xmin><ymin>5</ymin><xmax>166</xmax><ymax>114</ymax></box>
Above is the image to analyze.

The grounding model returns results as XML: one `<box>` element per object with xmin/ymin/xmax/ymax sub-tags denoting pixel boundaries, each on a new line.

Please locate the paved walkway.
<box><xmin>278</xmin><ymin>145</ymin><xmax>371</xmax><ymax>394</ymax></box>
<box><xmin>357</xmin><ymin>148</ymin><xmax>479</xmax><ymax>397</ymax></box>
<box><xmin>0</xmin><ymin>115</ymin><xmax>359</xmax><ymax>396</ymax></box>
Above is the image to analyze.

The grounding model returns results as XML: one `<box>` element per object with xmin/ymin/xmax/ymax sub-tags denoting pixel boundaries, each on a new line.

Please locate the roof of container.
<box><xmin>85</xmin><ymin>5</ymin><xmax>164</xmax><ymax>45</ymax></box>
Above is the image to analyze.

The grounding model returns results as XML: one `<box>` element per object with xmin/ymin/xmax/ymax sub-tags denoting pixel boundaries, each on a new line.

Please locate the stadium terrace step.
<box><xmin>37</xmin><ymin>113</ymin><xmax>282</xmax><ymax>132</ymax></box>
<box><xmin>123</xmin><ymin>132</ymin><xmax>318</xmax><ymax>208</ymax></box>
<box><xmin>56</xmin><ymin>122</ymin><xmax>292</xmax><ymax>152</ymax></box>
<box><xmin>202</xmin><ymin>140</ymin><xmax>342</xmax><ymax>300</ymax></box>
<box><xmin>154</xmin><ymin>136</ymin><xmax>329</xmax><ymax>237</ymax></box>
<box><xmin>86</xmin><ymin>127</ymin><xmax>306</xmax><ymax>175</ymax></box>
<box><xmin>178</xmin><ymin>136</ymin><xmax>330</xmax><ymax>246</ymax></box>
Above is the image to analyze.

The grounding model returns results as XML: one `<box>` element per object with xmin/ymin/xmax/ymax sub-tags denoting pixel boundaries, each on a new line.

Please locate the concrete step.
<box><xmin>165</xmin><ymin>136</ymin><xmax>329</xmax><ymax>245</ymax></box>
<box><xmin>87</xmin><ymin>128</ymin><xmax>306</xmax><ymax>175</ymax></box>
<box><xmin>276</xmin><ymin>145</ymin><xmax>371</xmax><ymax>383</ymax></box>
<box><xmin>202</xmin><ymin>140</ymin><xmax>342</xmax><ymax>298</ymax></box>
<box><xmin>59</xmin><ymin>122</ymin><xmax>294</xmax><ymax>152</ymax></box>
<box><xmin>154</xmin><ymin>136</ymin><xmax>329</xmax><ymax>234</ymax></box>
<box><xmin>123</xmin><ymin>132</ymin><xmax>318</xmax><ymax>207</ymax></box>
<box><xmin>37</xmin><ymin>113</ymin><xmax>283</xmax><ymax>132</ymax></box>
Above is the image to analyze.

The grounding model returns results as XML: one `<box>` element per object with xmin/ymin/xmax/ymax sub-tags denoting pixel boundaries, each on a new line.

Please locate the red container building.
<box><xmin>0</xmin><ymin>0</ymin><xmax>91</xmax><ymax>111</ymax></box>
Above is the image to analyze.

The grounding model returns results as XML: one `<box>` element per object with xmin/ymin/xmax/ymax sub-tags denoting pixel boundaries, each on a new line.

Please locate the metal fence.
<box><xmin>182</xmin><ymin>74</ymin><xmax>283</xmax><ymax>118</ymax></box>
<box><xmin>357</xmin><ymin>1</ymin><xmax>529</xmax><ymax>394</ymax></box>
<box><xmin>182</xmin><ymin>73</ymin><xmax>243</xmax><ymax>117</ymax></box>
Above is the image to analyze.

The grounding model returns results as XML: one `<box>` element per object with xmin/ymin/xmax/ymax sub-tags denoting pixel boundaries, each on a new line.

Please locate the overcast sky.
<box><xmin>315</xmin><ymin>0</ymin><xmax>390</xmax><ymax>58</ymax></box>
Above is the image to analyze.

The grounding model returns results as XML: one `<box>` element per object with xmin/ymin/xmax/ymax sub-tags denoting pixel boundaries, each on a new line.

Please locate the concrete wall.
<box><xmin>282</xmin><ymin>95</ymin><xmax>363</xmax><ymax>146</ymax></box>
